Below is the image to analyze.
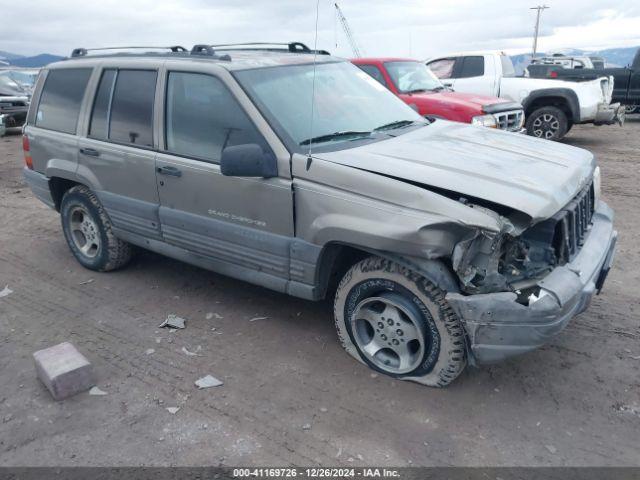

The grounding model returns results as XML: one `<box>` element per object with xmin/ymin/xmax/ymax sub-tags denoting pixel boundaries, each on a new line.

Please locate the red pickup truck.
<box><xmin>352</xmin><ymin>58</ymin><xmax>524</xmax><ymax>132</ymax></box>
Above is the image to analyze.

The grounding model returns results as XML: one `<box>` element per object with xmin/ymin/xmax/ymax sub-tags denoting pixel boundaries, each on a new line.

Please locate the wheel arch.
<box><xmin>49</xmin><ymin>176</ymin><xmax>82</xmax><ymax>211</ymax></box>
<box><xmin>314</xmin><ymin>241</ymin><xmax>460</xmax><ymax>300</ymax></box>
<box><xmin>522</xmin><ymin>88</ymin><xmax>580</xmax><ymax>123</ymax></box>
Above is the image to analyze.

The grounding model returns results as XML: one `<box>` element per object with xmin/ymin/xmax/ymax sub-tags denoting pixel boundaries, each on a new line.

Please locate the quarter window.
<box><xmin>165</xmin><ymin>72</ymin><xmax>266</xmax><ymax>162</ymax></box>
<box><xmin>36</xmin><ymin>68</ymin><xmax>92</xmax><ymax>134</ymax></box>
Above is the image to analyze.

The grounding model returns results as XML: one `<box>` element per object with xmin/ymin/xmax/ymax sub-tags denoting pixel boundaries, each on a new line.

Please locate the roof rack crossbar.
<box><xmin>209</xmin><ymin>42</ymin><xmax>315</xmax><ymax>53</ymax></box>
<box><xmin>70</xmin><ymin>46</ymin><xmax>188</xmax><ymax>58</ymax></box>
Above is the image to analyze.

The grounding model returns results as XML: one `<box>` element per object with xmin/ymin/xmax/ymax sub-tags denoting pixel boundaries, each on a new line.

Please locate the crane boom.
<box><xmin>334</xmin><ymin>3</ymin><xmax>362</xmax><ymax>58</ymax></box>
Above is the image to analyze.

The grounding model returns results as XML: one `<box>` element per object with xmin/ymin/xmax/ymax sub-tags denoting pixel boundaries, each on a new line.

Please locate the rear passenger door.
<box><xmin>155</xmin><ymin>65</ymin><xmax>295</xmax><ymax>289</ymax></box>
<box><xmin>77</xmin><ymin>66</ymin><xmax>162</xmax><ymax>240</ymax></box>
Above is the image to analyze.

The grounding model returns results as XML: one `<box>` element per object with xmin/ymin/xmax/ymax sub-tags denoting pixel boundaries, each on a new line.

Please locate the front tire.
<box><xmin>526</xmin><ymin>106</ymin><xmax>568</xmax><ymax>141</ymax></box>
<box><xmin>60</xmin><ymin>185</ymin><xmax>134</xmax><ymax>271</ymax></box>
<box><xmin>334</xmin><ymin>257</ymin><xmax>466</xmax><ymax>387</ymax></box>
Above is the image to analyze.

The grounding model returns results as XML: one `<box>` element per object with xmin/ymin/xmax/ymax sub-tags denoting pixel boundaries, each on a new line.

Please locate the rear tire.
<box><xmin>60</xmin><ymin>185</ymin><xmax>134</xmax><ymax>271</ymax></box>
<box><xmin>333</xmin><ymin>256</ymin><xmax>466</xmax><ymax>387</ymax></box>
<box><xmin>526</xmin><ymin>106</ymin><xmax>568</xmax><ymax>141</ymax></box>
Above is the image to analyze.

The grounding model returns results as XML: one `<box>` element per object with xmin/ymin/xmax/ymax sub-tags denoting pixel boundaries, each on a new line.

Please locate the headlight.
<box><xmin>471</xmin><ymin>114</ymin><xmax>497</xmax><ymax>128</ymax></box>
<box><xmin>593</xmin><ymin>166</ymin><xmax>601</xmax><ymax>205</ymax></box>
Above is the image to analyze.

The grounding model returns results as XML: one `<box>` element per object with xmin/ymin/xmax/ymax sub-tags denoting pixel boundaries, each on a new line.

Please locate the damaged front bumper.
<box><xmin>446</xmin><ymin>201</ymin><xmax>617</xmax><ymax>365</ymax></box>
<box><xmin>594</xmin><ymin>102</ymin><xmax>625</xmax><ymax>126</ymax></box>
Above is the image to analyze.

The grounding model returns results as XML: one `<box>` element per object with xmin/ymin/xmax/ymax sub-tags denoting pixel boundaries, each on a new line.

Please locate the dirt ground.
<box><xmin>0</xmin><ymin>120</ymin><xmax>638</xmax><ymax>467</ymax></box>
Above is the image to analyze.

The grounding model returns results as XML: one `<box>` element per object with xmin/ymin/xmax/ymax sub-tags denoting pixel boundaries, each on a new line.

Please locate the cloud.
<box><xmin>1</xmin><ymin>0</ymin><xmax>639</xmax><ymax>58</ymax></box>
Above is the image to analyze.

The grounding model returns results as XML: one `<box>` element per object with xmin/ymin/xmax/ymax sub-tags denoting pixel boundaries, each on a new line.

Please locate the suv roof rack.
<box><xmin>70</xmin><ymin>46</ymin><xmax>188</xmax><ymax>58</ymax></box>
<box><xmin>208</xmin><ymin>42</ymin><xmax>330</xmax><ymax>55</ymax></box>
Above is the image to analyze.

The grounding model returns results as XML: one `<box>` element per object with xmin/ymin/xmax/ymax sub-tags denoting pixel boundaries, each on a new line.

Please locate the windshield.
<box><xmin>384</xmin><ymin>61</ymin><xmax>443</xmax><ymax>93</ymax></box>
<box><xmin>234</xmin><ymin>61</ymin><xmax>425</xmax><ymax>152</ymax></box>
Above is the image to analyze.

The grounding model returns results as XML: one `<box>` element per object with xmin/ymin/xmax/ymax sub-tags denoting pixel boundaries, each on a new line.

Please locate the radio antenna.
<box><xmin>307</xmin><ymin>0</ymin><xmax>321</xmax><ymax>161</ymax></box>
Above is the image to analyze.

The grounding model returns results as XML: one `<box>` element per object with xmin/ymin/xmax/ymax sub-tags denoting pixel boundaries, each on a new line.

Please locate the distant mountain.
<box><xmin>8</xmin><ymin>54</ymin><xmax>65</xmax><ymax>67</ymax></box>
<box><xmin>0</xmin><ymin>50</ymin><xmax>25</xmax><ymax>61</ymax></box>
<box><xmin>511</xmin><ymin>46</ymin><xmax>638</xmax><ymax>75</ymax></box>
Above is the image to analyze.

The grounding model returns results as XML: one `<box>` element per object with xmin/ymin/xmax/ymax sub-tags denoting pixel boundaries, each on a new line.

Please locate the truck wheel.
<box><xmin>334</xmin><ymin>256</ymin><xmax>466</xmax><ymax>387</ymax></box>
<box><xmin>526</xmin><ymin>106</ymin><xmax>568</xmax><ymax>141</ymax></box>
<box><xmin>60</xmin><ymin>185</ymin><xmax>134</xmax><ymax>271</ymax></box>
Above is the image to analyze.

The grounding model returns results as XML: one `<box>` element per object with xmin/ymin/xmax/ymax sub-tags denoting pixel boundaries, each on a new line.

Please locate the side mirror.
<box><xmin>220</xmin><ymin>144</ymin><xmax>277</xmax><ymax>178</ymax></box>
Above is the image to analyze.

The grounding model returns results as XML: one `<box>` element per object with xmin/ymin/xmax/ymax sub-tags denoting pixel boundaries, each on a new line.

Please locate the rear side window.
<box><xmin>356</xmin><ymin>65</ymin><xmax>388</xmax><ymax>88</ymax></box>
<box><xmin>89</xmin><ymin>69</ymin><xmax>156</xmax><ymax>147</ymax></box>
<box><xmin>427</xmin><ymin>58</ymin><xmax>455</xmax><ymax>79</ymax></box>
<box><xmin>89</xmin><ymin>69</ymin><xmax>116</xmax><ymax>139</ymax></box>
<box><xmin>457</xmin><ymin>56</ymin><xmax>485</xmax><ymax>78</ymax></box>
<box><xmin>165</xmin><ymin>72</ymin><xmax>266</xmax><ymax>162</ymax></box>
<box><xmin>500</xmin><ymin>55</ymin><xmax>516</xmax><ymax>77</ymax></box>
<box><xmin>110</xmin><ymin>70</ymin><xmax>157</xmax><ymax>146</ymax></box>
<box><xmin>36</xmin><ymin>68</ymin><xmax>92</xmax><ymax>134</ymax></box>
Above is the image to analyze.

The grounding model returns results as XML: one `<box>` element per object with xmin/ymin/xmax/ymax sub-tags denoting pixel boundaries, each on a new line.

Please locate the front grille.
<box><xmin>493</xmin><ymin>109</ymin><xmax>524</xmax><ymax>131</ymax></box>
<box><xmin>552</xmin><ymin>181</ymin><xmax>595</xmax><ymax>264</ymax></box>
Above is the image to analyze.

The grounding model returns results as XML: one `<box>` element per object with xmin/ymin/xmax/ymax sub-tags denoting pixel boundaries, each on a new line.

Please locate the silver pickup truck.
<box><xmin>22</xmin><ymin>43</ymin><xmax>617</xmax><ymax>387</ymax></box>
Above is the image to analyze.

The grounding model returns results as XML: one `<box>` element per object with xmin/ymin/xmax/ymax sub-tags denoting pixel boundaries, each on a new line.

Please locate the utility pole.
<box><xmin>530</xmin><ymin>5</ymin><xmax>550</xmax><ymax>59</ymax></box>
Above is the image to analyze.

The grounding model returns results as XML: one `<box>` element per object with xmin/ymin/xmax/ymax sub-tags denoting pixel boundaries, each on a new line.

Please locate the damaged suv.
<box><xmin>22</xmin><ymin>43</ymin><xmax>617</xmax><ymax>386</ymax></box>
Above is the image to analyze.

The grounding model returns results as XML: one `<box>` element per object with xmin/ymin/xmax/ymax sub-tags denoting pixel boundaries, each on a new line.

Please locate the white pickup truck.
<box><xmin>425</xmin><ymin>51</ymin><xmax>624</xmax><ymax>140</ymax></box>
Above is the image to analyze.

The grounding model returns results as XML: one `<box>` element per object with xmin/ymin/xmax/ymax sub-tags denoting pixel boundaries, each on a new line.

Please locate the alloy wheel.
<box><xmin>532</xmin><ymin>113</ymin><xmax>560</xmax><ymax>139</ymax></box>
<box><xmin>351</xmin><ymin>293</ymin><xmax>427</xmax><ymax>374</ymax></box>
<box><xmin>69</xmin><ymin>206</ymin><xmax>101</xmax><ymax>258</ymax></box>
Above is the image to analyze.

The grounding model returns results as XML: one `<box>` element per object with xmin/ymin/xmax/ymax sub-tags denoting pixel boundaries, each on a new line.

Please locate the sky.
<box><xmin>1</xmin><ymin>0</ymin><xmax>639</xmax><ymax>58</ymax></box>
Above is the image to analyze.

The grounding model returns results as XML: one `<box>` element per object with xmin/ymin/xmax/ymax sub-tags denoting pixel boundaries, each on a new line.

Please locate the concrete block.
<box><xmin>33</xmin><ymin>342</ymin><xmax>95</xmax><ymax>400</ymax></box>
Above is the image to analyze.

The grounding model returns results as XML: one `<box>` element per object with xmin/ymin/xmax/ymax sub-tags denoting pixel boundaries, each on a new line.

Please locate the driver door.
<box><xmin>155</xmin><ymin>66</ymin><xmax>295</xmax><ymax>289</ymax></box>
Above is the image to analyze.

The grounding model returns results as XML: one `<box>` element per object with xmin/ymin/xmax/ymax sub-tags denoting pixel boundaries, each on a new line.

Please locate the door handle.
<box><xmin>156</xmin><ymin>165</ymin><xmax>182</xmax><ymax>177</ymax></box>
<box><xmin>80</xmin><ymin>147</ymin><xmax>100</xmax><ymax>157</ymax></box>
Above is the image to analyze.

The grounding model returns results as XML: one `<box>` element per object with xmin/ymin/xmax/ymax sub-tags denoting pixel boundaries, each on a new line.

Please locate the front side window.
<box><xmin>458</xmin><ymin>56</ymin><xmax>485</xmax><ymax>78</ymax></box>
<box><xmin>384</xmin><ymin>61</ymin><xmax>444</xmax><ymax>93</ymax></box>
<box><xmin>165</xmin><ymin>72</ymin><xmax>267</xmax><ymax>162</ymax></box>
<box><xmin>427</xmin><ymin>58</ymin><xmax>455</xmax><ymax>79</ymax></box>
<box><xmin>356</xmin><ymin>64</ymin><xmax>388</xmax><ymax>88</ymax></box>
<box><xmin>235</xmin><ymin>61</ymin><xmax>425</xmax><ymax>152</ymax></box>
<box><xmin>35</xmin><ymin>68</ymin><xmax>92</xmax><ymax>134</ymax></box>
<box><xmin>88</xmin><ymin>69</ymin><xmax>156</xmax><ymax>146</ymax></box>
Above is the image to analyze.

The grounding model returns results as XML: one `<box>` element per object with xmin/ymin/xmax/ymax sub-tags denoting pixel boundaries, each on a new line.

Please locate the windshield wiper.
<box><xmin>374</xmin><ymin>120</ymin><xmax>419</xmax><ymax>131</ymax></box>
<box><xmin>431</xmin><ymin>86</ymin><xmax>446</xmax><ymax>91</ymax></box>
<box><xmin>299</xmin><ymin>130</ymin><xmax>371</xmax><ymax>146</ymax></box>
<box><xmin>406</xmin><ymin>88</ymin><xmax>427</xmax><ymax>94</ymax></box>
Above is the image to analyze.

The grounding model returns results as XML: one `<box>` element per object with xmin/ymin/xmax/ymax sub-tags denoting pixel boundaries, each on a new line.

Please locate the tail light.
<box><xmin>22</xmin><ymin>134</ymin><xmax>33</xmax><ymax>170</ymax></box>
<box><xmin>550</xmin><ymin>71</ymin><xmax>558</xmax><ymax>78</ymax></box>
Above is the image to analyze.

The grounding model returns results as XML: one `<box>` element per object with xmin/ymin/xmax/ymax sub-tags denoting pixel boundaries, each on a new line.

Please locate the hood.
<box><xmin>0</xmin><ymin>72</ymin><xmax>32</xmax><ymax>97</ymax></box>
<box><xmin>410</xmin><ymin>90</ymin><xmax>511</xmax><ymax>111</ymax></box>
<box><xmin>313</xmin><ymin>121</ymin><xmax>595</xmax><ymax>221</ymax></box>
